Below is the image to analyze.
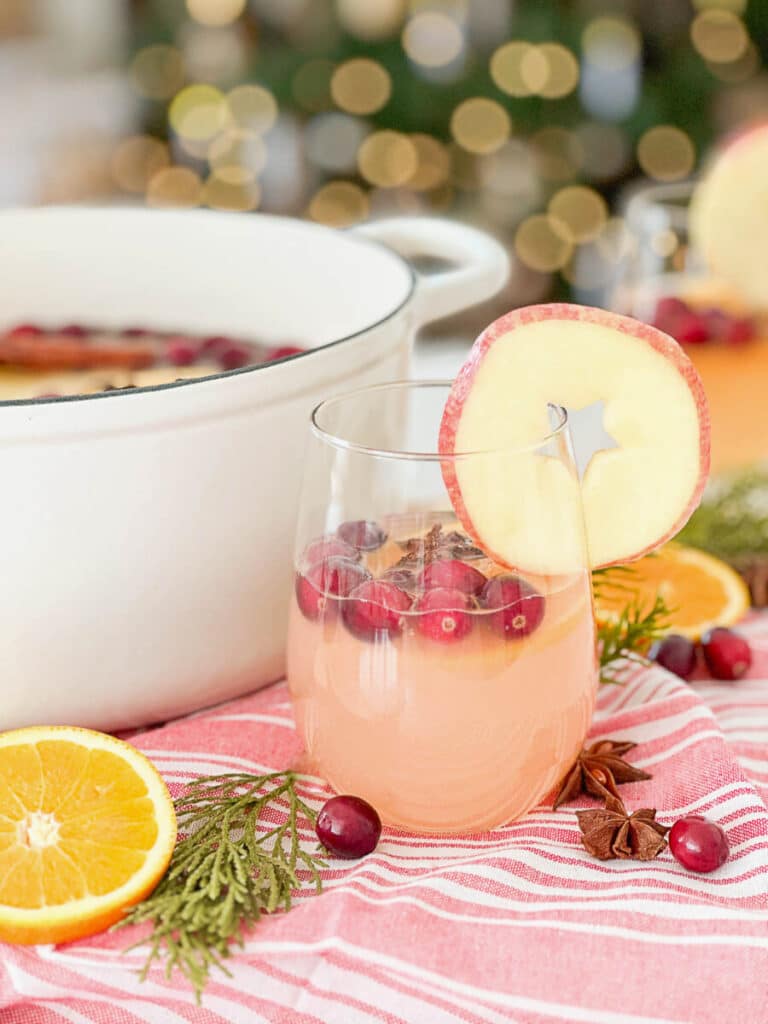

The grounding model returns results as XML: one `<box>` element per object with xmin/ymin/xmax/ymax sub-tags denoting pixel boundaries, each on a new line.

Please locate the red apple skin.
<box><xmin>438</xmin><ymin>303</ymin><xmax>711</xmax><ymax>571</ymax></box>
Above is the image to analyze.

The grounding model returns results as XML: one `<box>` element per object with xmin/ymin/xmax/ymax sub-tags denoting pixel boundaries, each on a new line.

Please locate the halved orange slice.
<box><xmin>595</xmin><ymin>544</ymin><xmax>750</xmax><ymax>641</ymax></box>
<box><xmin>0</xmin><ymin>726</ymin><xmax>176</xmax><ymax>945</ymax></box>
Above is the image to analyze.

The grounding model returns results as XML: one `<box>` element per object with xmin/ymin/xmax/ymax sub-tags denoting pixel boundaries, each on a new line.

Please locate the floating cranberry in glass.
<box><xmin>6</xmin><ymin>324</ymin><xmax>43</xmax><ymax>338</ymax></box>
<box><xmin>295</xmin><ymin>556</ymin><xmax>370</xmax><ymax>621</ymax></box>
<box><xmin>722</xmin><ymin>316</ymin><xmax>754</xmax><ymax>346</ymax></box>
<box><xmin>343</xmin><ymin>580</ymin><xmax>412</xmax><ymax>641</ymax></box>
<box><xmin>701</xmin><ymin>627</ymin><xmax>752</xmax><ymax>680</ymax></box>
<box><xmin>418</xmin><ymin>558</ymin><xmax>486</xmax><ymax>596</ymax></box>
<box><xmin>414</xmin><ymin>587</ymin><xmax>474</xmax><ymax>643</ymax></box>
<box><xmin>481</xmin><ymin>575</ymin><xmax>545</xmax><ymax>639</ymax></box>
<box><xmin>301</xmin><ymin>535</ymin><xmax>359</xmax><ymax>567</ymax></box>
<box><xmin>650</xmin><ymin>634</ymin><xmax>697</xmax><ymax>680</ymax></box>
<box><xmin>669</xmin><ymin>815</ymin><xmax>729</xmax><ymax>873</ymax></box>
<box><xmin>200</xmin><ymin>335</ymin><xmax>232</xmax><ymax>356</ymax></box>
<box><xmin>59</xmin><ymin>324</ymin><xmax>88</xmax><ymax>338</ymax></box>
<box><xmin>316</xmin><ymin>795</ymin><xmax>382</xmax><ymax>859</ymax></box>
<box><xmin>122</xmin><ymin>327</ymin><xmax>149</xmax><ymax>338</ymax></box>
<box><xmin>336</xmin><ymin>519</ymin><xmax>387</xmax><ymax>552</ymax></box>
<box><xmin>652</xmin><ymin>296</ymin><xmax>688</xmax><ymax>335</ymax></box>
<box><xmin>674</xmin><ymin>312</ymin><xmax>709</xmax><ymax>345</ymax></box>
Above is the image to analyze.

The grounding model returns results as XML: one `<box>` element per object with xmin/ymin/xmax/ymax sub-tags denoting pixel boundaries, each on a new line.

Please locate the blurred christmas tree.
<box><xmin>124</xmin><ymin>0</ymin><xmax>768</xmax><ymax>303</ymax></box>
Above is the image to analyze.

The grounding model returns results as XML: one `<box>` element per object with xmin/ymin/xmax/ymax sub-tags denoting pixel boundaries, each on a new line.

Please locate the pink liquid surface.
<box><xmin>287</xmin><ymin>567</ymin><xmax>596</xmax><ymax>833</ymax></box>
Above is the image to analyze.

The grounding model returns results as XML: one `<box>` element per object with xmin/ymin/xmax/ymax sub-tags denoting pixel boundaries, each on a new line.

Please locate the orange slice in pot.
<box><xmin>594</xmin><ymin>544</ymin><xmax>750</xmax><ymax>641</ymax></box>
<box><xmin>0</xmin><ymin>726</ymin><xmax>176</xmax><ymax>945</ymax></box>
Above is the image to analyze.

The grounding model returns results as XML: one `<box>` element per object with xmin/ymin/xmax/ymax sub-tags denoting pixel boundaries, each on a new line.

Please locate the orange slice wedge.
<box><xmin>0</xmin><ymin>726</ymin><xmax>176</xmax><ymax>945</ymax></box>
<box><xmin>595</xmin><ymin>544</ymin><xmax>750</xmax><ymax>641</ymax></box>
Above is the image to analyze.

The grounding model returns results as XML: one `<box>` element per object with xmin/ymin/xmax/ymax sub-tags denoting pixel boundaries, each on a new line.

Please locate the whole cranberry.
<box><xmin>669</xmin><ymin>815</ymin><xmax>729</xmax><ymax>873</ymax></box>
<box><xmin>650</xmin><ymin>634</ymin><xmax>697</xmax><ymax>680</ymax></box>
<box><xmin>266</xmin><ymin>344</ymin><xmax>304</xmax><ymax>361</ymax></box>
<box><xmin>217</xmin><ymin>343</ymin><xmax>252</xmax><ymax>370</ymax></box>
<box><xmin>342</xmin><ymin>579</ymin><xmax>412</xmax><ymax>641</ymax></box>
<box><xmin>59</xmin><ymin>324</ymin><xmax>88</xmax><ymax>337</ymax></box>
<box><xmin>122</xmin><ymin>327</ymin><xmax>149</xmax><ymax>338</ymax></box>
<box><xmin>414</xmin><ymin>587</ymin><xmax>474</xmax><ymax>643</ymax></box>
<box><xmin>722</xmin><ymin>316</ymin><xmax>755</xmax><ymax>346</ymax></box>
<box><xmin>673</xmin><ymin>312</ymin><xmax>710</xmax><ymax>345</ymax></box>
<box><xmin>701</xmin><ymin>627</ymin><xmax>752</xmax><ymax>680</ymax></box>
<box><xmin>418</xmin><ymin>559</ymin><xmax>486</xmax><ymax>596</ymax></box>
<box><xmin>200</xmin><ymin>334</ymin><xmax>233</xmax><ymax>356</ymax></box>
<box><xmin>6</xmin><ymin>324</ymin><xmax>43</xmax><ymax>338</ymax></box>
<box><xmin>295</xmin><ymin>556</ymin><xmax>370</xmax><ymax>621</ymax></box>
<box><xmin>653</xmin><ymin>296</ymin><xmax>689</xmax><ymax>334</ymax></box>
<box><xmin>336</xmin><ymin>519</ymin><xmax>387</xmax><ymax>552</ymax></box>
<box><xmin>167</xmin><ymin>337</ymin><xmax>198</xmax><ymax>366</ymax></box>
<box><xmin>316</xmin><ymin>795</ymin><xmax>381</xmax><ymax>859</ymax></box>
<box><xmin>301</xmin><ymin>535</ymin><xmax>359</xmax><ymax>568</ymax></box>
<box><xmin>480</xmin><ymin>575</ymin><xmax>546</xmax><ymax>639</ymax></box>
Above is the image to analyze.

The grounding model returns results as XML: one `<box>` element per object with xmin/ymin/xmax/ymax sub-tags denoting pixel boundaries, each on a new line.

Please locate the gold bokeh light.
<box><xmin>309</xmin><ymin>181</ymin><xmax>370</xmax><ymax>226</ymax></box>
<box><xmin>227</xmin><ymin>85</ymin><xmax>278</xmax><ymax>134</ymax></box>
<box><xmin>451</xmin><ymin>98</ymin><xmax>511</xmax><ymax>155</ymax></box>
<box><xmin>515</xmin><ymin>214</ymin><xmax>573</xmax><ymax>273</ymax></box>
<box><xmin>402</xmin><ymin>12</ymin><xmax>463</xmax><ymax>68</ymax></box>
<box><xmin>358</xmin><ymin>131</ymin><xmax>418</xmax><ymax>188</ymax></box>
<box><xmin>131</xmin><ymin>45</ymin><xmax>185</xmax><ymax>101</ymax></box>
<box><xmin>690</xmin><ymin>9</ymin><xmax>749</xmax><ymax>64</ymax></box>
<box><xmin>548</xmin><ymin>185</ymin><xmax>608</xmax><ymax>243</ymax></box>
<box><xmin>407</xmin><ymin>133</ymin><xmax>450</xmax><ymax>191</ymax></box>
<box><xmin>111</xmin><ymin>135</ymin><xmax>170</xmax><ymax>194</ymax></box>
<box><xmin>208</xmin><ymin>129</ymin><xmax>266</xmax><ymax>185</ymax></box>
<box><xmin>186</xmin><ymin>0</ymin><xmax>246</xmax><ymax>27</ymax></box>
<box><xmin>582</xmin><ymin>16</ymin><xmax>641</xmax><ymax>70</ymax></box>
<box><xmin>331</xmin><ymin>59</ymin><xmax>391</xmax><ymax>115</ymax></box>
<box><xmin>638</xmin><ymin>126</ymin><xmax>695</xmax><ymax>182</ymax></box>
<box><xmin>146</xmin><ymin>166</ymin><xmax>203</xmax><ymax>208</ymax></box>
<box><xmin>538</xmin><ymin>43</ymin><xmax>579</xmax><ymax>99</ymax></box>
<box><xmin>169</xmin><ymin>84</ymin><xmax>227</xmax><ymax>142</ymax></box>
<box><xmin>336</xmin><ymin>0</ymin><xmax>405</xmax><ymax>41</ymax></box>
<box><xmin>203</xmin><ymin>174</ymin><xmax>260</xmax><ymax>211</ymax></box>
<box><xmin>491</xmin><ymin>41</ymin><xmax>533</xmax><ymax>97</ymax></box>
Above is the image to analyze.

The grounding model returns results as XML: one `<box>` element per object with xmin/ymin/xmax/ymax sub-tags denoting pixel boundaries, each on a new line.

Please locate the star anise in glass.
<box><xmin>576</xmin><ymin>794</ymin><xmax>669</xmax><ymax>861</ymax></box>
<box><xmin>395</xmin><ymin>523</ymin><xmax>485</xmax><ymax>568</ymax></box>
<box><xmin>552</xmin><ymin>739</ymin><xmax>651</xmax><ymax>810</ymax></box>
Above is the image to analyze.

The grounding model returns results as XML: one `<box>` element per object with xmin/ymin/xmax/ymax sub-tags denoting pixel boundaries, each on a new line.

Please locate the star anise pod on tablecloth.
<box><xmin>576</xmin><ymin>794</ymin><xmax>669</xmax><ymax>861</ymax></box>
<box><xmin>552</xmin><ymin>739</ymin><xmax>651</xmax><ymax>810</ymax></box>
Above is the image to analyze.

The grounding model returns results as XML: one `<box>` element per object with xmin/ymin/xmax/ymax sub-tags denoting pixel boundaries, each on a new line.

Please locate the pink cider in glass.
<box><xmin>288</xmin><ymin>517</ymin><xmax>597</xmax><ymax>833</ymax></box>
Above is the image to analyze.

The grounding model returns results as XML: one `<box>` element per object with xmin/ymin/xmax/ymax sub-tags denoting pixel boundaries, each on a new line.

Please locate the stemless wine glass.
<box><xmin>287</xmin><ymin>381</ymin><xmax>597</xmax><ymax>833</ymax></box>
<box><xmin>613</xmin><ymin>181</ymin><xmax>766</xmax><ymax>475</ymax></box>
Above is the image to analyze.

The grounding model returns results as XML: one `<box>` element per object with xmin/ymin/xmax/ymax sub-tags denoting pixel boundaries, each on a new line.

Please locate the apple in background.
<box><xmin>689</xmin><ymin>121</ymin><xmax>768</xmax><ymax>310</ymax></box>
<box><xmin>438</xmin><ymin>304</ymin><xmax>710</xmax><ymax>574</ymax></box>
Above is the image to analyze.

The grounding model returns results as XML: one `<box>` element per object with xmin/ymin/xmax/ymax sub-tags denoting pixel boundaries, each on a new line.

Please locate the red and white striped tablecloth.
<box><xmin>2</xmin><ymin>617</ymin><xmax>768</xmax><ymax>1024</ymax></box>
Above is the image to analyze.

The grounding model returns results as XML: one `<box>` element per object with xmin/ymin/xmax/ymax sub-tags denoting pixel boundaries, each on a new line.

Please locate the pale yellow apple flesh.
<box><xmin>439</xmin><ymin>304</ymin><xmax>710</xmax><ymax>573</ymax></box>
<box><xmin>689</xmin><ymin>124</ymin><xmax>768</xmax><ymax>309</ymax></box>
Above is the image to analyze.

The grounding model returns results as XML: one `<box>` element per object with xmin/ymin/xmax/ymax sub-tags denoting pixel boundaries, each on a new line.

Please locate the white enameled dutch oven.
<box><xmin>0</xmin><ymin>206</ymin><xmax>508</xmax><ymax>731</ymax></box>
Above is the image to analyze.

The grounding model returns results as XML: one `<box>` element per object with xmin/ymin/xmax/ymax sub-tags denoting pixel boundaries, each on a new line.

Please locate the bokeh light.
<box><xmin>146</xmin><ymin>166</ymin><xmax>203</xmax><ymax>208</ymax></box>
<box><xmin>306</xmin><ymin>113</ymin><xmax>368</xmax><ymax>173</ymax></box>
<box><xmin>451</xmin><ymin>98</ymin><xmax>511</xmax><ymax>155</ymax></box>
<box><xmin>690</xmin><ymin>9</ymin><xmax>749</xmax><ymax>63</ymax></box>
<box><xmin>186</xmin><ymin>0</ymin><xmax>246</xmax><ymax>27</ymax></box>
<box><xmin>208</xmin><ymin>129</ymin><xmax>266</xmax><ymax>184</ymax></box>
<box><xmin>226</xmin><ymin>85</ymin><xmax>278</xmax><ymax>134</ymax></box>
<box><xmin>111</xmin><ymin>136</ymin><xmax>170</xmax><ymax>193</ymax></box>
<box><xmin>358</xmin><ymin>131</ymin><xmax>418</xmax><ymax>187</ymax></box>
<box><xmin>548</xmin><ymin>185</ymin><xmax>608</xmax><ymax>243</ymax></box>
<box><xmin>336</xmin><ymin>0</ymin><xmax>405</xmax><ymax>41</ymax></box>
<box><xmin>538</xmin><ymin>44</ymin><xmax>580</xmax><ymax>99</ymax></box>
<box><xmin>292</xmin><ymin>60</ymin><xmax>335</xmax><ymax>112</ymax></box>
<box><xmin>130</xmin><ymin>45</ymin><xmax>185</xmax><ymax>101</ymax></box>
<box><xmin>331</xmin><ymin>59</ymin><xmax>391</xmax><ymax>115</ymax></box>
<box><xmin>403</xmin><ymin>12</ymin><xmax>463</xmax><ymax>68</ymax></box>
<box><xmin>407</xmin><ymin>134</ymin><xmax>451</xmax><ymax>191</ymax></box>
<box><xmin>169</xmin><ymin>84</ymin><xmax>228</xmax><ymax>142</ymax></box>
<box><xmin>515</xmin><ymin>214</ymin><xmax>573</xmax><ymax>273</ymax></box>
<box><xmin>582</xmin><ymin>16</ymin><xmax>641</xmax><ymax>71</ymax></box>
<box><xmin>203</xmin><ymin>174</ymin><xmax>260</xmax><ymax>210</ymax></box>
<box><xmin>650</xmin><ymin>229</ymin><xmax>679</xmax><ymax>259</ymax></box>
<box><xmin>637</xmin><ymin>125</ymin><xmax>695</xmax><ymax>181</ymax></box>
<box><xmin>309</xmin><ymin>180</ymin><xmax>370</xmax><ymax>226</ymax></box>
<box><xmin>491</xmin><ymin>41</ymin><xmax>534</xmax><ymax>97</ymax></box>
<box><xmin>531</xmin><ymin>128</ymin><xmax>584</xmax><ymax>182</ymax></box>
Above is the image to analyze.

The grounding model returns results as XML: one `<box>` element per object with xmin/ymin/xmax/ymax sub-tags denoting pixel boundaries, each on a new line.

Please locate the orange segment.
<box><xmin>0</xmin><ymin>726</ymin><xmax>176</xmax><ymax>945</ymax></box>
<box><xmin>595</xmin><ymin>543</ymin><xmax>750</xmax><ymax>641</ymax></box>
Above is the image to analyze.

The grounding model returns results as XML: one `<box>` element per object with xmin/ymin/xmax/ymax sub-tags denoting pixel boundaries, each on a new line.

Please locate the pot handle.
<box><xmin>352</xmin><ymin>217</ymin><xmax>509</xmax><ymax>325</ymax></box>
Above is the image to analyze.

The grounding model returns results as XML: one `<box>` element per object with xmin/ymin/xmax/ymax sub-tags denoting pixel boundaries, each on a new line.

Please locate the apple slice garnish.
<box><xmin>689</xmin><ymin>122</ymin><xmax>768</xmax><ymax>309</ymax></box>
<box><xmin>438</xmin><ymin>304</ymin><xmax>710</xmax><ymax>572</ymax></box>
